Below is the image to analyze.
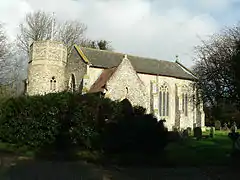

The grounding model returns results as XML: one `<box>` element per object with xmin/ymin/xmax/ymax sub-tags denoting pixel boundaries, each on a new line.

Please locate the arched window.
<box><xmin>159</xmin><ymin>83</ymin><xmax>169</xmax><ymax>117</ymax></box>
<box><xmin>50</xmin><ymin>76</ymin><xmax>56</xmax><ymax>91</ymax></box>
<box><xmin>182</xmin><ymin>86</ymin><xmax>188</xmax><ymax>116</ymax></box>
<box><xmin>69</xmin><ymin>74</ymin><xmax>76</xmax><ymax>92</ymax></box>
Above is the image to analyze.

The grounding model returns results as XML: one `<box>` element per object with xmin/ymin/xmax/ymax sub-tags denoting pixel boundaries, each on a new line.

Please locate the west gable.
<box><xmin>105</xmin><ymin>55</ymin><xmax>148</xmax><ymax>107</ymax></box>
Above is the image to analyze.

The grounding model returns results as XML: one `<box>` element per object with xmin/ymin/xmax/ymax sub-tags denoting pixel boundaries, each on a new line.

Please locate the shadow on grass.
<box><xmin>165</xmin><ymin>134</ymin><xmax>233</xmax><ymax>167</ymax></box>
<box><xmin>0</xmin><ymin>133</ymin><xmax>237</xmax><ymax>179</ymax></box>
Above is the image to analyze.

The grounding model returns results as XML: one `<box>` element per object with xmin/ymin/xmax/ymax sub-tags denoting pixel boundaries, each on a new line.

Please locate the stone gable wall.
<box><xmin>86</xmin><ymin>65</ymin><xmax>205</xmax><ymax>131</ymax></box>
<box><xmin>66</xmin><ymin>48</ymin><xmax>87</xmax><ymax>92</ymax></box>
<box><xmin>138</xmin><ymin>73</ymin><xmax>204</xmax><ymax>130</ymax></box>
<box><xmin>106</xmin><ymin>57</ymin><xmax>148</xmax><ymax>108</ymax></box>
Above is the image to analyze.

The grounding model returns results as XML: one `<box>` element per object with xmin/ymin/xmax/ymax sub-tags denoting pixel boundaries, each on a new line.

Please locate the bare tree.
<box><xmin>0</xmin><ymin>23</ymin><xmax>24</xmax><ymax>97</ymax></box>
<box><xmin>17</xmin><ymin>10</ymin><xmax>113</xmax><ymax>55</ymax></box>
<box><xmin>17</xmin><ymin>11</ymin><xmax>55</xmax><ymax>54</ymax></box>
<box><xmin>0</xmin><ymin>23</ymin><xmax>11</xmax><ymax>83</ymax></box>
<box><xmin>0</xmin><ymin>23</ymin><xmax>9</xmax><ymax>61</ymax></box>
<box><xmin>56</xmin><ymin>20</ymin><xmax>88</xmax><ymax>54</ymax></box>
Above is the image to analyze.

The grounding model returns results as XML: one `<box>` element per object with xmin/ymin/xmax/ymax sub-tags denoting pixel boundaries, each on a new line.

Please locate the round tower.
<box><xmin>26</xmin><ymin>40</ymin><xmax>67</xmax><ymax>96</ymax></box>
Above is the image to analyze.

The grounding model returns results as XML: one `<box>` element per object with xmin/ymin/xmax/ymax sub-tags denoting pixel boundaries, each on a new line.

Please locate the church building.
<box><xmin>26</xmin><ymin>40</ymin><xmax>205</xmax><ymax>131</ymax></box>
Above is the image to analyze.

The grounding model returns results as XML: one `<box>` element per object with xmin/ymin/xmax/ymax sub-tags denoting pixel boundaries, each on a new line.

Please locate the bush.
<box><xmin>0</xmin><ymin>92</ymin><xmax>102</xmax><ymax>151</ymax></box>
<box><xmin>167</xmin><ymin>131</ymin><xmax>181</xmax><ymax>142</ymax></box>
<box><xmin>133</xmin><ymin>106</ymin><xmax>146</xmax><ymax>116</ymax></box>
<box><xmin>102</xmin><ymin>112</ymin><xmax>168</xmax><ymax>155</ymax></box>
<box><xmin>0</xmin><ymin>93</ymin><xmax>168</xmax><ymax>159</ymax></box>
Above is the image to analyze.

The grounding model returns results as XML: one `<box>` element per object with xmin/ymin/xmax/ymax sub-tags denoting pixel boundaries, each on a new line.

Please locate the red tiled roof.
<box><xmin>89</xmin><ymin>67</ymin><xmax>117</xmax><ymax>93</ymax></box>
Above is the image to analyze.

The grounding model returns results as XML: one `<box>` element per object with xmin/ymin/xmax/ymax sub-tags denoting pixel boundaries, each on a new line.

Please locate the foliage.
<box><xmin>0</xmin><ymin>92</ymin><xmax>168</xmax><ymax>158</ymax></box>
<box><xmin>193</xmin><ymin>23</ymin><xmax>240</xmax><ymax>124</ymax></box>
<box><xmin>102</xmin><ymin>113</ymin><xmax>168</xmax><ymax>155</ymax></box>
<box><xmin>83</xmin><ymin>40</ymin><xmax>113</xmax><ymax>51</ymax></box>
<box><xmin>133</xmin><ymin>105</ymin><xmax>147</xmax><ymax>116</ymax></box>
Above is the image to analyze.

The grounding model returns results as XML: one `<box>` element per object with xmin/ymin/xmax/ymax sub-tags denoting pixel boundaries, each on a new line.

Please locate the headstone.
<box><xmin>215</xmin><ymin>120</ymin><xmax>221</xmax><ymax>130</ymax></box>
<box><xmin>222</xmin><ymin>123</ymin><xmax>229</xmax><ymax>131</ymax></box>
<box><xmin>182</xmin><ymin>129</ymin><xmax>189</xmax><ymax>139</ymax></box>
<box><xmin>193</xmin><ymin>127</ymin><xmax>202</xmax><ymax>140</ymax></box>
<box><xmin>209</xmin><ymin>127</ymin><xmax>215</xmax><ymax>138</ymax></box>
<box><xmin>186</xmin><ymin>127</ymin><xmax>192</xmax><ymax>135</ymax></box>
<box><xmin>231</xmin><ymin>122</ymin><xmax>237</xmax><ymax>133</ymax></box>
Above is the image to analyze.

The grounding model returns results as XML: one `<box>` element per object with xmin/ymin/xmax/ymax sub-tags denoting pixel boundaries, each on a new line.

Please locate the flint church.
<box><xmin>25</xmin><ymin>40</ymin><xmax>205</xmax><ymax>131</ymax></box>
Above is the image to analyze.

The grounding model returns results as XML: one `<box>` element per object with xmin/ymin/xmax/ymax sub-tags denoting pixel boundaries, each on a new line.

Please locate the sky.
<box><xmin>0</xmin><ymin>0</ymin><xmax>240</xmax><ymax>68</ymax></box>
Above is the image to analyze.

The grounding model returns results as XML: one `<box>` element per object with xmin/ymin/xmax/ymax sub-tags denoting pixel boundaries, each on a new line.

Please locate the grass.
<box><xmin>165</xmin><ymin>131</ymin><xmax>234</xmax><ymax>166</ymax></box>
<box><xmin>0</xmin><ymin>130</ymin><xmax>237</xmax><ymax>167</ymax></box>
<box><xmin>77</xmin><ymin>130</ymin><xmax>237</xmax><ymax>167</ymax></box>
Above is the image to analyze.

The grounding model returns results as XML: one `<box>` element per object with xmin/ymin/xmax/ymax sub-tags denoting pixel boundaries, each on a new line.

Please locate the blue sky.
<box><xmin>0</xmin><ymin>0</ymin><xmax>240</xmax><ymax>68</ymax></box>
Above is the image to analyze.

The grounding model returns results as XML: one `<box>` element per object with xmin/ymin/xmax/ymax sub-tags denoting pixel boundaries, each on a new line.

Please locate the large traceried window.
<box><xmin>159</xmin><ymin>84</ymin><xmax>169</xmax><ymax>117</ymax></box>
<box><xmin>181</xmin><ymin>86</ymin><xmax>188</xmax><ymax>116</ymax></box>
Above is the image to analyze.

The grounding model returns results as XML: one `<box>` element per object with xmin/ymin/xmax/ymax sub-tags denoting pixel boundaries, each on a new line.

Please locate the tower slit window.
<box><xmin>50</xmin><ymin>76</ymin><xmax>56</xmax><ymax>91</ymax></box>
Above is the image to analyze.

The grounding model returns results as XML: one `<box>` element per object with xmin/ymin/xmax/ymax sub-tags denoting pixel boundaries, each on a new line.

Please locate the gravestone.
<box><xmin>215</xmin><ymin>120</ymin><xmax>221</xmax><ymax>130</ymax></box>
<box><xmin>209</xmin><ymin>127</ymin><xmax>215</xmax><ymax>138</ymax></box>
<box><xmin>231</xmin><ymin>122</ymin><xmax>237</xmax><ymax>133</ymax></box>
<box><xmin>186</xmin><ymin>127</ymin><xmax>192</xmax><ymax>135</ymax></box>
<box><xmin>182</xmin><ymin>129</ymin><xmax>189</xmax><ymax>139</ymax></box>
<box><xmin>193</xmin><ymin>127</ymin><xmax>202</xmax><ymax>140</ymax></box>
<box><xmin>222</xmin><ymin>123</ymin><xmax>229</xmax><ymax>131</ymax></box>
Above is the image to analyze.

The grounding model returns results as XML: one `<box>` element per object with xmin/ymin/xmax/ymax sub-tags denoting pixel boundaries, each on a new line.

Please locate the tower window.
<box><xmin>50</xmin><ymin>76</ymin><xmax>56</xmax><ymax>91</ymax></box>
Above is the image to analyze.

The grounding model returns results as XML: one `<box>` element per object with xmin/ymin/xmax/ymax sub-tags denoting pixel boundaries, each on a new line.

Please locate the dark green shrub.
<box><xmin>0</xmin><ymin>92</ymin><xmax>102</xmax><ymax>151</ymax></box>
<box><xmin>0</xmin><ymin>92</ymin><xmax>169</xmax><ymax>159</ymax></box>
<box><xmin>167</xmin><ymin>131</ymin><xmax>181</xmax><ymax>142</ymax></box>
<box><xmin>133</xmin><ymin>106</ymin><xmax>146</xmax><ymax>116</ymax></box>
<box><xmin>0</xmin><ymin>93</ymin><xmax>68</xmax><ymax>149</ymax></box>
<box><xmin>102</xmin><ymin>111</ymin><xmax>168</xmax><ymax>154</ymax></box>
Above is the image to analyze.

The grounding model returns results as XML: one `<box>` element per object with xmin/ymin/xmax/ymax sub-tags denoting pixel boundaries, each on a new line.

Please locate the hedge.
<box><xmin>0</xmin><ymin>92</ymin><xmax>168</xmax><ymax>155</ymax></box>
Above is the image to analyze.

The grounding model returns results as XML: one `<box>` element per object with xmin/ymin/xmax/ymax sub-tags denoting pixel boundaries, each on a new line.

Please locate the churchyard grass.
<box><xmin>165</xmin><ymin>130</ymin><xmax>236</xmax><ymax>166</ymax></box>
<box><xmin>0</xmin><ymin>130</ymin><xmax>238</xmax><ymax>167</ymax></box>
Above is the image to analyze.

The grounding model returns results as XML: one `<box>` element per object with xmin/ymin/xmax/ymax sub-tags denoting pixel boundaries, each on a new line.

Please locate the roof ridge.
<box><xmin>80</xmin><ymin>46</ymin><xmax>175</xmax><ymax>64</ymax></box>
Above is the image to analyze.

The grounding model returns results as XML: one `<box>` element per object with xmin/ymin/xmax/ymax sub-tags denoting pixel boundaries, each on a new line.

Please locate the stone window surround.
<box><xmin>50</xmin><ymin>76</ymin><xmax>56</xmax><ymax>91</ymax></box>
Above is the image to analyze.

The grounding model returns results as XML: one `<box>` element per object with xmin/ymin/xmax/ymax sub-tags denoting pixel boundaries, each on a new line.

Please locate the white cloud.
<box><xmin>1</xmin><ymin>0</ymin><xmax>238</xmax><ymax>67</ymax></box>
<box><xmin>0</xmin><ymin>0</ymin><xmax>33</xmax><ymax>40</ymax></box>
